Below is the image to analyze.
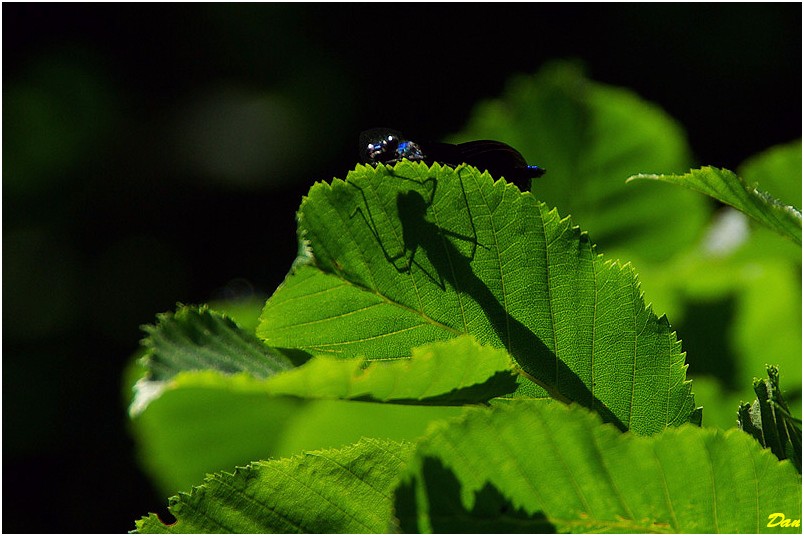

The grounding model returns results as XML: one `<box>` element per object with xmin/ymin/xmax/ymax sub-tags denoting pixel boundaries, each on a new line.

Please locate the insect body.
<box><xmin>359</xmin><ymin>128</ymin><xmax>545</xmax><ymax>188</ymax></box>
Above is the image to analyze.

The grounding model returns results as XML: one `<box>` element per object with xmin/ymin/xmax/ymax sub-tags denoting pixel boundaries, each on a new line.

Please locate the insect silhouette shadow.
<box><xmin>349</xmin><ymin>172</ymin><xmax>484</xmax><ymax>290</ymax></box>
<box><xmin>352</xmin><ymin>170</ymin><xmax>627</xmax><ymax>431</ymax></box>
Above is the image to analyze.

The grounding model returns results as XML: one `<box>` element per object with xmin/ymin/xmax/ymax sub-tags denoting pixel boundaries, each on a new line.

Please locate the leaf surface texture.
<box><xmin>260</xmin><ymin>162</ymin><xmax>695</xmax><ymax>434</ymax></box>
<box><xmin>396</xmin><ymin>402</ymin><xmax>802</xmax><ymax>533</ymax></box>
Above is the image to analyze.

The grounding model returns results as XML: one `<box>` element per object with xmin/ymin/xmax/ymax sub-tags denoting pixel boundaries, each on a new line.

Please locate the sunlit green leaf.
<box><xmin>396</xmin><ymin>402</ymin><xmax>802</xmax><ymax>533</ymax></box>
<box><xmin>256</xmin><ymin>335</ymin><xmax>517</xmax><ymax>404</ymax></box>
<box><xmin>259</xmin><ymin>161</ymin><xmax>696</xmax><ymax>434</ymax></box>
<box><xmin>137</xmin><ymin>335</ymin><xmax>516</xmax><ymax>409</ymax></box>
<box><xmin>134</xmin><ymin>438</ymin><xmax>413</xmax><ymax>533</ymax></box>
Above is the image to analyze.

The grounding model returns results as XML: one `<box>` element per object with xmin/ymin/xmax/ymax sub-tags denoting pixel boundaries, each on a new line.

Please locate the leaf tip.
<box><xmin>625</xmin><ymin>173</ymin><xmax>661</xmax><ymax>183</ymax></box>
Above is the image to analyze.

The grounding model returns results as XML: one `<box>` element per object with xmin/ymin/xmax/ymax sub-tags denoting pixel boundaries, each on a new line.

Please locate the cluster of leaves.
<box><xmin>127</xmin><ymin>62</ymin><xmax>801</xmax><ymax>532</ymax></box>
<box><xmin>738</xmin><ymin>365</ymin><xmax>802</xmax><ymax>473</ymax></box>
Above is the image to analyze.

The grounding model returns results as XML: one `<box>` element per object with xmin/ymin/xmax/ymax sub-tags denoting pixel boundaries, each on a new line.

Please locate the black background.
<box><xmin>3</xmin><ymin>3</ymin><xmax>801</xmax><ymax>532</ymax></box>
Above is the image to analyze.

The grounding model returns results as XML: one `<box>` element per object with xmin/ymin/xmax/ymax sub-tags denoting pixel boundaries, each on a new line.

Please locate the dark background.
<box><xmin>3</xmin><ymin>3</ymin><xmax>801</xmax><ymax>533</ymax></box>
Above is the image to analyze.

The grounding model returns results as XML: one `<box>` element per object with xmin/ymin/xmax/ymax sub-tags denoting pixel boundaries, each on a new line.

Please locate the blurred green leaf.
<box><xmin>621</xmin><ymin>144</ymin><xmax>801</xmax><ymax>401</ymax></box>
<box><xmin>207</xmin><ymin>294</ymin><xmax>267</xmax><ymax>334</ymax></box>
<box><xmin>133</xmin><ymin>389</ymin><xmax>305</xmax><ymax>496</ymax></box>
<box><xmin>260</xmin><ymin>162</ymin><xmax>696</xmax><ymax>434</ymax></box>
<box><xmin>135</xmin><ymin>438</ymin><xmax>413</xmax><ymax>533</ymax></box>
<box><xmin>131</xmin><ymin>386</ymin><xmax>462</xmax><ymax>496</ymax></box>
<box><xmin>729</xmin><ymin>259</ymin><xmax>802</xmax><ymax>388</ymax></box>
<box><xmin>396</xmin><ymin>402</ymin><xmax>802</xmax><ymax>533</ymax></box>
<box><xmin>739</xmin><ymin>140</ymin><xmax>802</xmax><ymax>209</ymax></box>
<box><xmin>624</xmin><ymin>158</ymin><xmax>802</xmax><ymax>397</ymax></box>
<box><xmin>651</xmin><ymin>247</ymin><xmax>802</xmax><ymax>391</ymax></box>
<box><xmin>688</xmin><ymin>376</ymin><xmax>744</xmax><ymax>429</ymax></box>
<box><xmin>453</xmin><ymin>61</ymin><xmax>707</xmax><ymax>261</ymax></box>
<box><xmin>628</xmin><ymin>166</ymin><xmax>802</xmax><ymax>245</ymax></box>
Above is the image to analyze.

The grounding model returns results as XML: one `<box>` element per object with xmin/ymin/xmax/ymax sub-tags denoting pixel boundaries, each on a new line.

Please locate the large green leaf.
<box><xmin>396</xmin><ymin>402</ymin><xmax>802</xmax><ymax>533</ymax></box>
<box><xmin>628</xmin><ymin>166</ymin><xmax>802</xmax><ymax>245</ymax></box>
<box><xmin>259</xmin><ymin>161</ymin><xmax>696</xmax><ymax>434</ymax></box>
<box><xmin>134</xmin><ymin>437</ymin><xmax>413</xmax><ymax>533</ymax></box>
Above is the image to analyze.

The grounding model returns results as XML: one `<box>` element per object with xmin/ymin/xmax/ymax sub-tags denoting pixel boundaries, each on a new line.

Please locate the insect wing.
<box><xmin>416</xmin><ymin>140</ymin><xmax>464</xmax><ymax>167</ymax></box>
<box><xmin>461</xmin><ymin>140</ymin><xmax>546</xmax><ymax>181</ymax></box>
<box><xmin>457</xmin><ymin>140</ymin><xmax>528</xmax><ymax>167</ymax></box>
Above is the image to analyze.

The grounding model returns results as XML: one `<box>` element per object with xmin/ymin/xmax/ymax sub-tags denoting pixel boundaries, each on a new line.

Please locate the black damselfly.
<box><xmin>359</xmin><ymin>128</ymin><xmax>545</xmax><ymax>188</ymax></box>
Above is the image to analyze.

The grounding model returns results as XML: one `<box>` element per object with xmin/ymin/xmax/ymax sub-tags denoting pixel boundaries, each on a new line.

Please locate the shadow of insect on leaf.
<box><xmin>349</xmin><ymin>166</ymin><xmax>626</xmax><ymax>431</ymax></box>
<box><xmin>348</xmin><ymin>171</ymin><xmax>485</xmax><ymax>290</ymax></box>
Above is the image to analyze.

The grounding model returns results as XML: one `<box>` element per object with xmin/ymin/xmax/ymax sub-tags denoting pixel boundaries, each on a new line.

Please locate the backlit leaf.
<box><xmin>134</xmin><ymin>438</ymin><xmax>412</xmax><ymax>533</ymax></box>
<box><xmin>259</xmin><ymin>161</ymin><xmax>696</xmax><ymax>434</ymax></box>
<box><xmin>396</xmin><ymin>402</ymin><xmax>802</xmax><ymax>533</ymax></box>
